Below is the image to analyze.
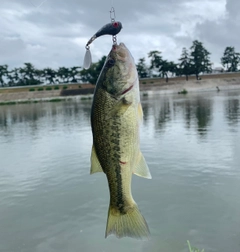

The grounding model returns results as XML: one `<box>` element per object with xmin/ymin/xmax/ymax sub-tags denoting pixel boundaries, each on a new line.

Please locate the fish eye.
<box><xmin>107</xmin><ymin>58</ymin><xmax>115</xmax><ymax>67</ymax></box>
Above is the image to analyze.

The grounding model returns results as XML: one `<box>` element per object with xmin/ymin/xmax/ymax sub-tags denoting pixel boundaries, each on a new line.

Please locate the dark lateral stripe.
<box><xmin>111</xmin><ymin>122</ymin><xmax>125</xmax><ymax>214</ymax></box>
<box><xmin>115</xmin><ymin>163</ymin><xmax>125</xmax><ymax>213</ymax></box>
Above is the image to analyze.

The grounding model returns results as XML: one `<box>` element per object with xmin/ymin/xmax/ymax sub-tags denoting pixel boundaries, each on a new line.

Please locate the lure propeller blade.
<box><xmin>83</xmin><ymin>49</ymin><xmax>92</xmax><ymax>69</ymax></box>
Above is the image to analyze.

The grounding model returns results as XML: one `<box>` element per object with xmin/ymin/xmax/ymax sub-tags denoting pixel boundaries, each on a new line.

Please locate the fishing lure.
<box><xmin>83</xmin><ymin>8</ymin><xmax>122</xmax><ymax>69</ymax></box>
<box><xmin>86</xmin><ymin>21</ymin><xmax>122</xmax><ymax>48</ymax></box>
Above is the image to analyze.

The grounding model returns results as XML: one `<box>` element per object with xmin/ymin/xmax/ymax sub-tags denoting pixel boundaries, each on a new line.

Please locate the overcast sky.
<box><xmin>1</xmin><ymin>0</ymin><xmax>240</xmax><ymax>70</ymax></box>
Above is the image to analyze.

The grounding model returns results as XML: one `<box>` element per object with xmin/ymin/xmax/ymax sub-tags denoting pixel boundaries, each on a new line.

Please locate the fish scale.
<box><xmin>90</xmin><ymin>43</ymin><xmax>151</xmax><ymax>239</ymax></box>
<box><xmin>92</xmin><ymin>89</ymin><xmax>129</xmax><ymax>210</ymax></box>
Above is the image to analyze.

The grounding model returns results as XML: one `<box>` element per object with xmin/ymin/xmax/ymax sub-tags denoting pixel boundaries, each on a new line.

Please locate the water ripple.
<box><xmin>0</xmin><ymin>92</ymin><xmax>240</xmax><ymax>252</ymax></box>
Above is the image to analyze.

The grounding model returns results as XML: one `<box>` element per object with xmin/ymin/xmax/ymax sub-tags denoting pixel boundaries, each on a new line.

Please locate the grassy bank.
<box><xmin>0</xmin><ymin>98</ymin><xmax>64</xmax><ymax>106</ymax></box>
<box><xmin>0</xmin><ymin>83</ymin><xmax>89</xmax><ymax>93</ymax></box>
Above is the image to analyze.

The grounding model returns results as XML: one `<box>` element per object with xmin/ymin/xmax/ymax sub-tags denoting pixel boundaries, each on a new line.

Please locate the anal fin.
<box><xmin>133</xmin><ymin>152</ymin><xmax>152</xmax><ymax>179</ymax></box>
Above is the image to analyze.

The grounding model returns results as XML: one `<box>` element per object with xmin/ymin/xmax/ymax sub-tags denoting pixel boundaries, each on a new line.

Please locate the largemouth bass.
<box><xmin>90</xmin><ymin>43</ymin><xmax>151</xmax><ymax>239</ymax></box>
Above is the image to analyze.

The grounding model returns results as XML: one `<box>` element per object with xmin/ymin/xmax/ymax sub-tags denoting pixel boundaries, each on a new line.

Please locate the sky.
<box><xmin>0</xmin><ymin>0</ymin><xmax>240</xmax><ymax>70</ymax></box>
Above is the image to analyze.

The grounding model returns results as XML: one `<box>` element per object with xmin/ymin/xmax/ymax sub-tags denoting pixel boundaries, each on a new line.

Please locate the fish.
<box><xmin>90</xmin><ymin>42</ymin><xmax>152</xmax><ymax>240</ymax></box>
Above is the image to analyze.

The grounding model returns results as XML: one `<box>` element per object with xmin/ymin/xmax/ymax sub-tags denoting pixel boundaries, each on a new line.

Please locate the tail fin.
<box><xmin>105</xmin><ymin>204</ymin><xmax>150</xmax><ymax>240</ymax></box>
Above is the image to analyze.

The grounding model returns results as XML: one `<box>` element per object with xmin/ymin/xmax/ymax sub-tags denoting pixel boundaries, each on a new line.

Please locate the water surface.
<box><xmin>0</xmin><ymin>90</ymin><xmax>240</xmax><ymax>252</ymax></box>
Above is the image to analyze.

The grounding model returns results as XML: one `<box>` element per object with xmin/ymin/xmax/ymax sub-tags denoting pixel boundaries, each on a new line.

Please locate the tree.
<box><xmin>189</xmin><ymin>40</ymin><xmax>212</xmax><ymax>80</ymax></box>
<box><xmin>6</xmin><ymin>68</ymin><xmax>18</xmax><ymax>86</ymax></box>
<box><xmin>11</xmin><ymin>68</ymin><xmax>21</xmax><ymax>86</ymax></box>
<box><xmin>69</xmin><ymin>66</ymin><xmax>81</xmax><ymax>83</ymax></box>
<box><xmin>136</xmin><ymin>57</ymin><xmax>149</xmax><ymax>78</ymax></box>
<box><xmin>221</xmin><ymin>46</ymin><xmax>240</xmax><ymax>72</ymax></box>
<box><xmin>167</xmin><ymin>61</ymin><xmax>177</xmax><ymax>77</ymax></box>
<box><xmin>80</xmin><ymin>56</ymin><xmax>106</xmax><ymax>84</ymax></box>
<box><xmin>43</xmin><ymin>68</ymin><xmax>57</xmax><ymax>84</ymax></box>
<box><xmin>178</xmin><ymin>47</ymin><xmax>192</xmax><ymax>80</ymax></box>
<box><xmin>159</xmin><ymin>60</ymin><xmax>170</xmax><ymax>82</ymax></box>
<box><xmin>34</xmin><ymin>69</ymin><xmax>44</xmax><ymax>84</ymax></box>
<box><xmin>0</xmin><ymin>65</ymin><xmax>8</xmax><ymax>87</ymax></box>
<box><xmin>148</xmin><ymin>51</ymin><xmax>171</xmax><ymax>82</ymax></box>
<box><xmin>19</xmin><ymin>63</ymin><xmax>40</xmax><ymax>85</ymax></box>
<box><xmin>148</xmin><ymin>50</ymin><xmax>163</xmax><ymax>77</ymax></box>
<box><xmin>57</xmin><ymin>67</ymin><xmax>71</xmax><ymax>83</ymax></box>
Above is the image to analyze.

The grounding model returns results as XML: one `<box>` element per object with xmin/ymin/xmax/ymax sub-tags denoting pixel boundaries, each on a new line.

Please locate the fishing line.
<box><xmin>28</xmin><ymin>0</ymin><xmax>48</xmax><ymax>8</ymax></box>
<box><xmin>110</xmin><ymin>0</ymin><xmax>115</xmax><ymax>11</ymax></box>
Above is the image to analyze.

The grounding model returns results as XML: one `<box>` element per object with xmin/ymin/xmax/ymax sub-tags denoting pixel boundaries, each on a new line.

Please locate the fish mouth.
<box><xmin>112</xmin><ymin>42</ymin><xmax>126</xmax><ymax>50</ymax></box>
<box><xmin>112</xmin><ymin>43</ymin><xmax>127</xmax><ymax>60</ymax></box>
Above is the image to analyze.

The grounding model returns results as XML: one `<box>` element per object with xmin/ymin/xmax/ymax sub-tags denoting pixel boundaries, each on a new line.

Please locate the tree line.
<box><xmin>0</xmin><ymin>40</ymin><xmax>240</xmax><ymax>87</ymax></box>
<box><xmin>137</xmin><ymin>40</ymin><xmax>240</xmax><ymax>82</ymax></box>
<box><xmin>0</xmin><ymin>64</ymin><xmax>83</xmax><ymax>87</ymax></box>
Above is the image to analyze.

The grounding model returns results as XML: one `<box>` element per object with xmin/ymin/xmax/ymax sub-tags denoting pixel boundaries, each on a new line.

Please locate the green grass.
<box><xmin>37</xmin><ymin>87</ymin><xmax>44</xmax><ymax>91</ymax></box>
<box><xmin>54</xmin><ymin>86</ymin><xmax>59</xmax><ymax>90</ymax></box>
<box><xmin>0</xmin><ymin>101</ymin><xmax>17</xmax><ymax>105</ymax></box>
<box><xmin>81</xmin><ymin>96</ymin><xmax>92</xmax><ymax>100</ymax></box>
<box><xmin>187</xmin><ymin>240</ymin><xmax>204</xmax><ymax>252</ymax></box>
<box><xmin>18</xmin><ymin>100</ymin><xmax>31</xmax><ymax>104</ymax></box>
<box><xmin>29</xmin><ymin>88</ymin><xmax>35</xmax><ymax>92</ymax></box>
<box><xmin>48</xmin><ymin>98</ymin><xmax>62</xmax><ymax>102</ymax></box>
<box><xmin>0</xmin><ymin>98</ymin><xmax>63</xmax><ymax>105</ymax></box>
<box><xmin>178</xmin><ymin>89</ymin><xmax>188</xmax><ymax>94</ymax></box>
<box><xmin>45</xmin><ymin>86</ymin><xmax>52</xmax><ymax>91</ymax></box>
<box><xmin>5</xmin><ymin>101</ymin><xmax>16</xmax><ymax>105</ymax></box>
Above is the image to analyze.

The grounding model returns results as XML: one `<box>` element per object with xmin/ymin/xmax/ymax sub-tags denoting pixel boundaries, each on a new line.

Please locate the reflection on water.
<box><xmin>0</xmin><ymin>101</ymin><xmax>91</xmax><ymax>128</ymax></box>
<box><xmin>225</xmin><ymin>97</ymin><xmax>239</xmax><ymax>125</ymax></box>
<box><xmin>141</xmin><ymin>94</ymin><xmax>214</xmax><ymax>137</ymax></box>
<box><xmin>0</xmin><ymin>91</ymin><xmax>240</xmax><ymax>252</ymax></box>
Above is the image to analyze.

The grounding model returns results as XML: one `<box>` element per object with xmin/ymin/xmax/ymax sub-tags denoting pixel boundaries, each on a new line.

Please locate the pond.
<box><xmin>0</xmin><ymin>90</ymin><xmax>239</xmax><ymax>252</ymax></box>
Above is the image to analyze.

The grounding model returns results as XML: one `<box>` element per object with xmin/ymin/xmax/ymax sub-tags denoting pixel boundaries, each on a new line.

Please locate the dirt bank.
<box><xmin>0</xmin><ymin>74</ymin><xmax>240</xmax><ymax>104</ymax></box>
<box><xmin>0</xmin><ymin>84</ymin><xmax>95</xmax><ymax>103</ymax></box>
<box><xmin>139</xmin><ymin>76</ymin><xmax>240</xmax><ymax>94</ymax></box>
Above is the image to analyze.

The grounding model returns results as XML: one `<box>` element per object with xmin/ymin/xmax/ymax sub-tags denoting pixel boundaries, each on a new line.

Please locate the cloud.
<box><xmin>196</xmin><ymin>0</ymin><xmax>240</xmax><ymax>66</ymax></box>
<box><xmin>0</xmin><ymin>0</ymin><xmax>238</xmax><ymax>70</ymax></box>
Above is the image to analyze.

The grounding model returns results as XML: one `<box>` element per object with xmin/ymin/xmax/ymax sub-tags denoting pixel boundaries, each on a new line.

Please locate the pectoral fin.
<box><xmin>90</xmin><ymin>145</ymin><xmax>104</xmax><ymax>174</ymax></box>
<box><xmin>133</xmin><ymin>152</ymin><xmax>152</xmax><ymax>179</ymax></box>
<box><xmin>106</xmin><ymin>99</ymin><xmax>132</xmax><ymax>119</ymax></box>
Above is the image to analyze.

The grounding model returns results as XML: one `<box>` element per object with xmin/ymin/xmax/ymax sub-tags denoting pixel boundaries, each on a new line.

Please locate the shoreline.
<box><xmin>140</xmin><ymin>78</ymin><xmax>240</xmax><ymax>95</ymax></box>
<box><xmin>1</xmin><ymin>75</ymin><xmax>240</xmax><ymax>105</ymax></box>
